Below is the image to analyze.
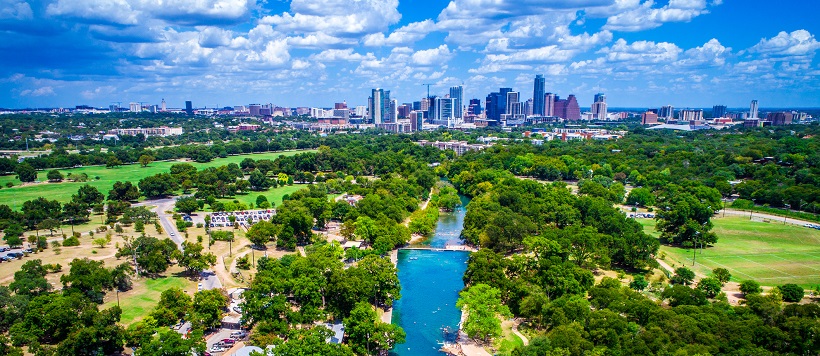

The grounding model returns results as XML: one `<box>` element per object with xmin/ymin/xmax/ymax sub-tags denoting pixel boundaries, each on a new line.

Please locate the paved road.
<box><xmin>721</xmin><ymin>208</ymin><xmax>819</xmax><ymax>227</ymax></box>
<box><xmin>200</xmin><ymin>270</ymin><xmax>223</xmax><ymax>290</ymax></box>
<box><xmin>134</xmin><ymin>197</ymin><xmax>184</xmax><ymax>249</ymax></box>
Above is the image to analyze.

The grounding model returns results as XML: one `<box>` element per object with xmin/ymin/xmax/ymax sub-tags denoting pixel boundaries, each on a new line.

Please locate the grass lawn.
<box><xmin>0</xmin><ymin>149</ymin><xmax>315</xmax><ymax>210</ymax></box>
<box><xmin>213</xmin><ymin>184</ymin><xmax>307</xmax><ymax>210</ymax></box>
<box><xmin>103</xmin><ymin>269</ymin><xmax>195</xmax><ymax>325</ymax></box>
<box><xmin>495</xmin><ymin>320</ymin><xmax>524</xmax><ymax>356</ymax></box>
<box><xmin>640</xmin><ymin>216</ymin><xmax>820</xmax><ymax>288</ymax></box>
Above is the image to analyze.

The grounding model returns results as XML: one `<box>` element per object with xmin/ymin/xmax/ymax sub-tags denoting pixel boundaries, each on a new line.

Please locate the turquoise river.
<box><xmin>391</xmin><ymin>195</ymin><xmax>470</xmax><ymax>356</ymax></box>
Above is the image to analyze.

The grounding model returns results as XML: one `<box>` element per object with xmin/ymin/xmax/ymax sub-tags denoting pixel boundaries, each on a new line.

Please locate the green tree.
<box><xmin>343</xmin><ymin>302</ymin><xmax>406</xmax><ymax>355</ymax></box>
<box><xmin>256</xmin><ymin>195</ymin><xmax>270</xmax><ymax>209</ymax></box>
<box><xmin>108</xmin><ymin>181</ymin><xmax>140</xmax><ymax>202</ymax></box>
<box><xmin>106</xmin><ymin>156</ymin><xmax>123</xmax><ymax>168</ymax></box>
<box><xmin>3</xmin><ymin>223</ymin><xmax>24</xmax><ymax>247</ymax></box>
<box><xmin>456</xmin><ymin>283</ymin><xmax>511</xmax><ymax>343</ymax></box>
<box><xmin>629</xmin><ymin>275</ymin><xmax>648</xmax><ymax>291</ymax></box>
<box><xmin>175</xmin><ymin>196</ymin><xmax>199</xmax><ymax>214</ymax></box>
<box><xmin>15</xmin><ymin>163</ymin><xmax>36</xmax><ymax>182</ymax></box>
<box><xmin>696</xmin><ymin>277</ymin><xmax>722</xmax><ymax>298</ymax></box>
<box><xmin>625</xmin><ymin>187</ymin><xmax>655</xmax><ymax>207</ymax></box>
<box><xmin>671</xmin><ymin>267</ymin><xmax>695</xmax><ymax>285</ymax></box>
<box><xmin>711</xmin><ymin>267</ymin><xmax>731</xmax><ymax>285</ymax></box>
<box><xmin>139</xmin><ymin>173</ymin><xmax>178</xmax><ymax>198</ymax></box>
<box><xmin>655</xmin><ymin>187</ymin><xmax>720</xmax><ymax>248</ymax></box>
<box><xmin>249</xmin><ymin>169</ymin><xmax>270</xmax><ymax>191</ymax></box>
<box><xmin>134</xmin><ymin>328</ymin><xmax>204</xmax><ymax>356</ymax></box>
<box><xmin>178</xmin><ymin>241</ymin><xmax>216</xmax><ymax>276</ymax></box>
<box><xmin>270</xmin><ymin>328</ymin><xmax>354</xmax><ymax>356</ymax></box>
<box><xmin>138</xmin><ymin>155</ymin><xmax>154</xmax><ymax>167</ymax></box>
<box><xmin>740</xmin><ymin>280</ymin><xmax>762</xmax><ymax>296</ymax></box>
<box><xmin>247</xmin><ymin>220</ymin><xmax>278</xmax><ymax>246</ymax></box>
<box><xmin>191</xmin><ymin>289</ymin><xmax>228</xmax><ymax>329</ymax></box>
<box><xmin>779</xmin><ymin>283</ymin><xmax>804</xmax><ymax>302</ymax></box>
<box><xmin>9</xmin><ymin>259</ymin><xmax>51</xmax><ymax>296</ymax></box>
<box><xmin>60</xmin><ymin>258</ymin><xmax>114</xmax><ymax>303</ymax></box>
<box><xmin>150</xmin><ymin>287</ymin><xmax>192</xmax><ymax>326</ymax></box>
<box><xmin>46</xmin><ymin>169</ymin><xmax>63</xmax><ymax>182</ymax></box>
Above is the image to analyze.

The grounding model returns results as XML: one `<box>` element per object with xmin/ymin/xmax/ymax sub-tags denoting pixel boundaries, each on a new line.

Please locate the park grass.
<box><xmin>641</xmin><ymin>216</ymin><xmax>820</xmax><ymax>288</ymax></box>
<box><xmin>213</xmin><ymin>184</ymin><xmax>306</xmax><ymax>210</ymax></box>
<box><xmin>0</xmin><ymin>149</ymin><xmax>315</xmax><ymax>210</ymax></box>
<box><xmin>494</xmin><ymin>320</ymin><xmax>524</xmax><ymax>356</ymax></box>
<box><xmin>103</xmin><ymin>269</ymin><xmax>195</xmax><ymax>325</ymax></box>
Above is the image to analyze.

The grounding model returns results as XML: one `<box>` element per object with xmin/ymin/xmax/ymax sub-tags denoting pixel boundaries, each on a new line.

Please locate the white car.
<box><xmin>209</xmin><ymin>346</ymin><xmax>225</xmax><ymax>352</ymax></box>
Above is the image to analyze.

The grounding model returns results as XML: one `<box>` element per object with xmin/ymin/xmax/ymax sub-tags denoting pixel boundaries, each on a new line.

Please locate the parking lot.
<box><xmin>207</xmin><ymin>210</ymin><xmax>275</xmax><ymax>228</ymax></box>
<box><xmin>0</xmin><ymin>245</ymin><xmax>34</xmax><ymax>262</ymax></box>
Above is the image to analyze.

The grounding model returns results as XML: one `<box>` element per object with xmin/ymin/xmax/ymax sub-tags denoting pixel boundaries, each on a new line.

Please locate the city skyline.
<box><xmin>0</xmin><ymin>0</ymin><xmax>819</xmax><ymax>108</ymax></box>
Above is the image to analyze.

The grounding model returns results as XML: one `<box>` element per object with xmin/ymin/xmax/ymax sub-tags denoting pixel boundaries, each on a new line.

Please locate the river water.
<box><xmin>391</xmin><ymin>195</ymin><xmax>470</xmax><ymax>356</ymax></box>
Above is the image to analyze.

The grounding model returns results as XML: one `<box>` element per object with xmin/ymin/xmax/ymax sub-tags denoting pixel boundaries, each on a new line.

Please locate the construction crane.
<box><xmin>422</xmin><ymin>83</ymin><xmax>434</xmax><ymax>98</ymax></box>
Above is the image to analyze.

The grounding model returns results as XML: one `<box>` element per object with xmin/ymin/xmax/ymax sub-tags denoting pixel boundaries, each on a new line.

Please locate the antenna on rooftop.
<box><xmin>422</xmin><ymin>83</ymin><xmax>433</xmax><ymax>98</ymax></box>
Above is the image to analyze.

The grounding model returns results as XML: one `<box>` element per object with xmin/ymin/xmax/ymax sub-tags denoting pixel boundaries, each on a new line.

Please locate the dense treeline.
<box><xmin>511</xmin><ymin>277</ymin><xmax>819</xmax><ymax>355</ymax></box>
<box><xmin>445</xmin><ymin>125</ymin><xmax>820</xmax><ymax>215</ymax></box>
<box><xmin>242</xmin><ymin>244</ymin><xmax>405</xmax><ymax>355</ymax></box>
<box><xmin>452</xmin><ymin>171</ymin><xmax>658</xmax><ymax>269</ymax></box>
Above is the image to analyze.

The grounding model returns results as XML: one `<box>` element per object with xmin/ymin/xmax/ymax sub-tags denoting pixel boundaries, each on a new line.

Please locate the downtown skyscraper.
<box><xmin>367</xmin><ymin>88</ymin><xmax>391</xmax><ymax>124</ymax></box>
<box><xmin>591</xmin><ymin>93</ymin><xmax>607</xmax><ymax>120</ymax></box>
<box><xmin>533</xmin><ymin>75</ymin><xmax>545</xmax><ymax>116</ymax></box>
<box><xmin>449</xmin><ymin>85</ymin><xmax>463</xmax><ymax>119</ymax></box>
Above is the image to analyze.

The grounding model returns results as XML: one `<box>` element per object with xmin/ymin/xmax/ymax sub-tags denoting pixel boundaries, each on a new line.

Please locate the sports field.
<box><xmin>641</xmin><ymin>216</ymin><xmax>820</xmax><ymax>288</ymax></box>
<box><xmin>0</xmin><ymin>149</ymin><xmax>315</xmax><ymax>209</ymax></box>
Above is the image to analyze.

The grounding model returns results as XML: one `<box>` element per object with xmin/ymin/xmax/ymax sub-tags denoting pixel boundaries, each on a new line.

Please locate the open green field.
<box><xmin>213</xmin><ymin>185</ymin><xmax>342</xmax><ymax>211</ymax></box>
<box><xmin>640</xmin><ymin>217</ymin><xmax>820</xmax><ymax>288</ymax></box>
<box><xmin>0</xmin><ymin>149</ymin><xmax>315</xmax><ymax>210</ymax></box>
<box><xmin>103</xmin><ymin>274</ymin><xmax>194</xmax><ymax>325</ymax></box>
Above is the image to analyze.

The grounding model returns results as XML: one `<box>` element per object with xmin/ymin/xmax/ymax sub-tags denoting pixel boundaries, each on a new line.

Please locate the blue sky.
<box><xmin>1</xmin><ymin>0</ymin><xmax>819</xmax><ymax>109</ymax></box>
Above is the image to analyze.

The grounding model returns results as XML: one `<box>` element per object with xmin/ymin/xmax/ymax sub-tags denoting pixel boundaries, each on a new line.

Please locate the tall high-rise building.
<box><xmin>680</xmin><ymin>109</ymin><xmax>704</xmax><ymax>121</ymax></box>
<box><xmin>555</xmin><ymin>95</ymin><xmax>581</xmax><ymax>121</ymax></box>
<box><xmin>468</xmin><ymin>99</ymin><xmax>482</xmax><ymax>115</ymax></box>
<box><xmin>505</xmin><ymin>91</ymin><xmax>520</xmax><ymax>116</ymax></box>
<box><xmin>129</xmin><ymin>102</ymin><xmax>142</xmax><ymax>112</ymax></box>
<box><xmin>367</xmin><ymin>88</ymin><xmax>391</xmax><ymax>124</ymax></box>
<box><xmin>449</xmin><ymin>85</ymin><xmax>463</xmax><ymax>119</ymax></box>
<box><xmin>335</xmin><ymin>101</ymin><xmax>348</xmax><ymax>110</ymax></box>
<box><xmin>712</xmin><ymin>105</ymin><xmax>727</xmax><ymax>118</ymax></box>
<box><xmin>591</xmin><ymin>93</ymin><xmax>607</xmax><ymax>120</ymax></box>
<box><xmin>749</xmin><ymin>100</ymin><xmax>759</xmax><ymax>119</ymax></box>
<box><xmin>388</xmin><ymin>99</ymin><xmax>398</xmax><ymax>122</ymax></box>
<box><xmin>544</xmin><ymin>93</ymin><xmax>555</xmax><ymax>116</ymax></box>
<box><xmin>185</xmin><ymin>101</ymin><xmax>193</xmax><ymax>116</ymax></box>
<box><xmin>659</xmin><ymin>105</ymin><xmax>674</xmax><ymax>119</ymax></box>
<box><xmin>412</xmin><ymin>101</ymin><xmax>421</xmax><ymax>111</ymax></box>
<box><xmin>533</xmin><ymin>75</ymin><xmax>545</xmax><ymax>116</ymax></box>
<box><xmin>410</xmin><ymin>111</ymin><xmax>424</xmax><ymax>131</ymax></box>
<box><xmin>161</xmin><ymin>98</ymin><xmax>166</xmax><ymax>112</ymax></box>
<box><xmin>430</xmin><ymin>97</ymin><xmax>456</xmax><ymax>126</ymax></box>
<box><xmin>524</xmin><ymin>98</ymin><xmax>533</xmax><ymax>117</ymax></box>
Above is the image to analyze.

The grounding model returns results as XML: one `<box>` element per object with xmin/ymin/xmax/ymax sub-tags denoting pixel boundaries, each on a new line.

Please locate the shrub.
<box><xmin>63</xmin><ymin>236</ymin><xmax>80</xmax><ymax>246</ymax></box>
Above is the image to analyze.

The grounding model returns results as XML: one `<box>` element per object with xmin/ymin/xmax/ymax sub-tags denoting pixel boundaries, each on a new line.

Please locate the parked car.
<box><xmin>230</xmin><ymin>331</ymin><xmax>247</xmax><ymax>339</ymax></box>
<box><xmin>0</xmin><ymin>247</ymin><xmax>8</xmax><ymax>252</ymax></box>
<box><xmin>221</xmin><ymin>338</ymin><xmax>235</xmax><ymax>346</ymax></box>
<box><xmin>209</xmin><ymin>345</ymin><xmax>225</xmax><ymax>353</ymax></box>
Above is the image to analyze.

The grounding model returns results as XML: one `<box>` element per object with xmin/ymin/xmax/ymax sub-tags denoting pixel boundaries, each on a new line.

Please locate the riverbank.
<box><xmin>440</xmin><ymin>311</ymin><xmax>492</xmax><ymax>356</ymax></box>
